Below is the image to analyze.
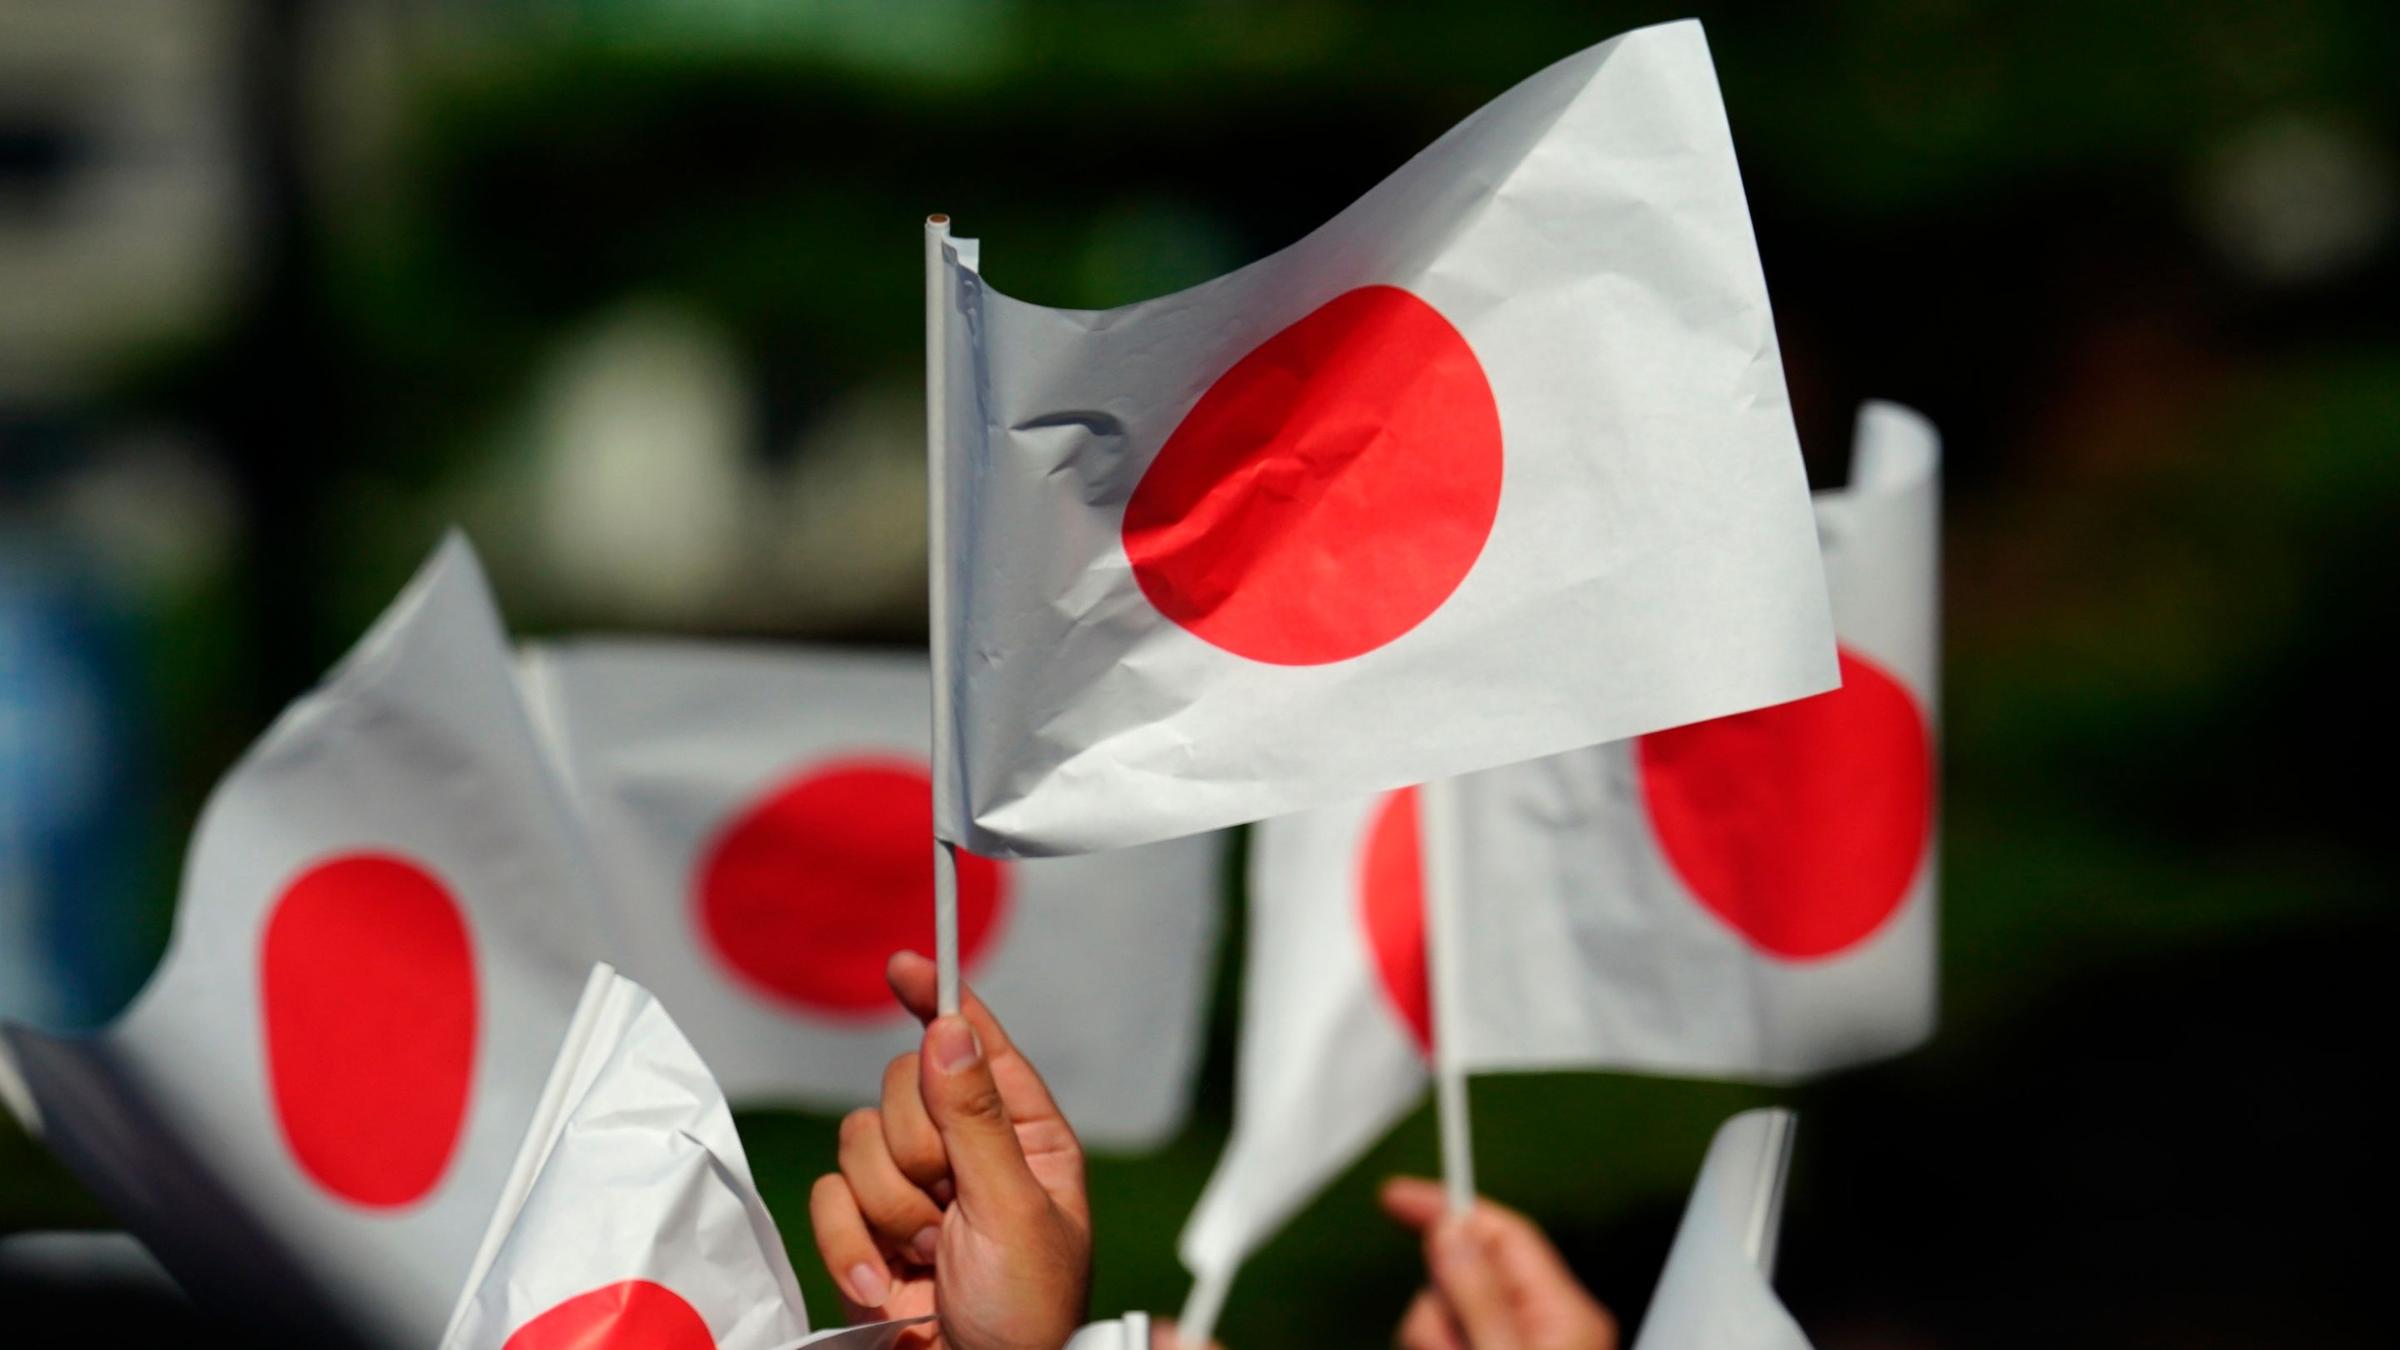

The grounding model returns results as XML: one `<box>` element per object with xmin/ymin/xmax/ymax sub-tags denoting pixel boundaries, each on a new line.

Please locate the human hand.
<box><xmin>809</xmin><ymin>951</ymin><xmax>1092</xmax><ymax>1350</ymax></box>
<box><xmin>1381</xmin><ymin>1178</ymin><xmax>1617</xmax><ymax>1350</ymax></box>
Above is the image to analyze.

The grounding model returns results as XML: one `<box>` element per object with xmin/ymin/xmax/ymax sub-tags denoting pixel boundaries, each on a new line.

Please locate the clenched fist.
<box><xmin>809</xmin><ymin>952</ymin><xmax>1093</xmax><ymax>1350</ymax></box>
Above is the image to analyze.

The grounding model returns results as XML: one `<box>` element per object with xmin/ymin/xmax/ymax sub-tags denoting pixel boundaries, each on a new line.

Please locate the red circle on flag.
<box><xmin>1356</xmin><ymin>787</ymin><xmax>1432</xmax><ymax>1054</ymax></box>
<box><xmin>1635</xmin><ymin>648</ymin><xmax>1934</xmax><ymax>959</ymax></box>
<box><xmin>696</xmin><ymin>758</ymin><xmax>1007</xmax><ymax>1016</ymax></box>
<box><xmin>501</xmin><ymin>1280</ymin><xmax>717</xmax><ymax>1350</ymax></box>
<box><xmin>1122</xmin><ymin>285</ymin><xmax>1504</xmax><ymax>666</ymax></box>
<box><xmin>261</xmin><ymin>852</ymin><xmax>477</xmax><ymax>1209</ymax></box>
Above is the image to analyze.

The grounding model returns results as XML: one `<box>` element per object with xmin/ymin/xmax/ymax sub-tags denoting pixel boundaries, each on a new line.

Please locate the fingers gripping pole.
<box><xmin>925</xmin><ymin>212</ymin><xmax>962</xmax><ymax>1018</ymax></box>
<box><xmin>1421</xmin><ymin>777</ymin><xmax>1475</xmax><ymax>1214</ymax></box>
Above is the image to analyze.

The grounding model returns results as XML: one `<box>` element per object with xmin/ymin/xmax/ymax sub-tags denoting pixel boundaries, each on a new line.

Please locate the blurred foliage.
<box><xmin>7</xmin><ymin>1</ymin><xmax>2399</xmax><ymax>1345</ymax></box>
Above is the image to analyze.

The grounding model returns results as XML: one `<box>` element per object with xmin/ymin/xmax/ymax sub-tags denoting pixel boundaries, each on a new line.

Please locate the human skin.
<box><xmin>809</xmin><ymin>952</ymin><xmax>1093</xmax><ymax>1350</ymax></box>
<box><xmin>1381</xmin><ymin>1177</ymin><xmax>1619</xmax><ymax>1350</ymax></box>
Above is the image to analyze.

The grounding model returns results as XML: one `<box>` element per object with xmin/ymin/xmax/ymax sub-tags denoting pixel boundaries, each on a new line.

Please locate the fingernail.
<box><xmin>848</xmin><ymin>1262</ymin><xmax>888</xmax><ymax>1307</ymax></box>
<box><xmin>911</xmin><ymin>1225</ymin><xmax>941</xmax><ymax>1263</ymax></box>
<box><xmin>929</xmin><ymin>1016</ymin><xmax>982</xmax><ymax>1073</ymax></box>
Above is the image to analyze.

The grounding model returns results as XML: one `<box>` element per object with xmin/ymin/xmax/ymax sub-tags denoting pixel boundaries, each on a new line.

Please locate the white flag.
<box><xmin>518</xmin><ymin>640</ymin><xmax>1224</xmax><ymax>1150</ymax></box>
<box><xmin>1452</xmin><ymin>400</ymin><xmax>1939</xmax><ymax>1079</ymax></box>
<box><xmin>441</xmin><ymin>965</ymin><xmax>941</xmax><ymax>1350</ymax></box>
<box><xmin>439</xmin><ymin>964</ymin><xmax>812</xmax><ymax>1350</ymax></box>
<box><xmin>0</xmin><ymin>537</ymin><xmax>603</xmax><ymax>1347</ymax></box>
<box><xmin>1181</xmin><ymin>403</ymin><xmax>1938</xmax><ymax>1301</ymax></box>
<box><xmin>1632</xmin><ymin>1109</ymin><xmax>1812</xmax><ymax>1350</ymax></box>
<box><xmin>1177</xmin><ymin>787</ymin><xmax>1432</xmax><ymax>1315</ymax></box>
<box><xmin>932</xmin><ymin>18</ymin><xmax>1835</xmax><ymax>857</ymax></box>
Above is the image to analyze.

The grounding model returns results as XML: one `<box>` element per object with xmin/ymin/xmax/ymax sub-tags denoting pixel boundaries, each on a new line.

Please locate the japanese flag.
<box><xmin>931</xmin><ymin>18</ymin><xmax>1836</xmax><ymax>858</ymax></box>
<box><xmin>516</xmin><ymin>640</ymin><xmax>1224</xmax><ymax>1151</ymax></box>
<box><xmin>1180</xmin><ymin>403</ymin><xmax>1937</xmax><ymax>1305</ymax></box>
<box><xmin>439</xmin><ymin>965</ymin><xmax>928</xmax><ymax>1350</ymax></box>
<box><xmin>1450</xmin><ymin>400</ymin><xmax>1939</xmax><ymax>1079</ymax></box>
<box><xmin>0</xmin><ymin>538</ymin><xmax>604</xmax><ymax>1348</ymax></box>
<box><xmin>1632</xmin><ymin>1109</ymin><xmax>1811</xmax><ymax>1350</ymax></box>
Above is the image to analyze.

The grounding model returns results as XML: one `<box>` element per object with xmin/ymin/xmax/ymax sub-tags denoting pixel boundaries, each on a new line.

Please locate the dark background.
<box><xmin>4</xmin><ymin>2</ymin><xmax>2394</xmax><ymax>1345</ymax></box>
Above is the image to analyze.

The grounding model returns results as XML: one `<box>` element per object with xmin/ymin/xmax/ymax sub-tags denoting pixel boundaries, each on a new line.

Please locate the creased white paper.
<box><xmin>438</xmin><ymin>964</ymin><xmax>810</xmax><ymax>1350</ymax></box>
<box><xmin>935</xmin><ymin>19</ymin><xmax>1836</xmax><ymax>857</ymax></box>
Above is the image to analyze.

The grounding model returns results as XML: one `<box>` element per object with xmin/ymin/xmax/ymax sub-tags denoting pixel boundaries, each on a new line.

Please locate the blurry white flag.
<box><xmin>1451</xmin><ymin>400</ymin><xmax>1940</xmax><ymax>1079</ymax></box>
<box><xmin>517</xmin><ymin>640</ymin><xmax>1223</xmax><ymax>1151</ymax></box>
<box><xmin>0</xmin><ymin>538</ymin><xmax>604</xmax><ymax>1347</ymax></box>
<box><xmin>933</xmin><ymin>18</ymin><xmax>1835</xmax><ymax>858</ymax></box>
<box><xmin>1632</xmin><ymin>1109</ymin><xmax>1811</xmax><ymax>1350</ymax></box>
<box><xmin>1181</xmin><ymin>405</ymin><xmax>1938</xmax><ymax>1307</ymax></box>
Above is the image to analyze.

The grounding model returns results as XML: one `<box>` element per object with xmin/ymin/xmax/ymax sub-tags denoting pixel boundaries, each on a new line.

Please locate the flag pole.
<box><xmin>924</xmin><ymin>212</ymin><xmax>963</xmax><ymax>1017</ymax></box>
<box><xmin>1176</xmin><ymin>1267</ymin><xmax>1232</xmax><ymax>1350</ymax></box>
<box><xmin>1420</xmin><ymin>776</ymin><xmax>1475</xmax><ymax>1213</ymax></box>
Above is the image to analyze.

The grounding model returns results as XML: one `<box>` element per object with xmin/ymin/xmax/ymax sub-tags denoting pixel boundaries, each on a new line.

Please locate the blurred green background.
<box><xmin>4</xmin><ymin>1</ymin><xmax>2395</xmax><ymax>1345</ymax></box>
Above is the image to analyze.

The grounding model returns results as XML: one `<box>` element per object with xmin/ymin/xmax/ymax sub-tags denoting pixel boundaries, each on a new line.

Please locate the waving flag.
<box><xmin>1177</xmin><ymin>787</ymin><xmax>1433</xmax><ymax>1325</ymax></box>
<box><xmin>438</xmin><ymin>966</ymin><xmax>934</xmax><ymax>1350</ymax></box>
<box><xmin>931</xmin><ymin>18</ymin><xmax>1835</xmax><ymax>857</ymax></box>
<box><xmin>1181</xmin><ymin>403</ymin><xmax>1938</xmax><ymax>1314</ymax></box>
<box><xmin>438</xmin><ymin>965</ymin><xmax>814</xmax><ymax>1350</ymax></box>
<box><xmin>0</xmin><ymin>538</ymin><xmax>603</xmax><ymax>1347</ymax></box>
<box><xmin>518</xmin><ymin>640</ymin><xmax>1223</xmax><ymax>1150</ymax></box>
<box><xmin>1450</xmin><ymin>400</ymin><xmax>1939</xmax><ymax>1078</ymax></box>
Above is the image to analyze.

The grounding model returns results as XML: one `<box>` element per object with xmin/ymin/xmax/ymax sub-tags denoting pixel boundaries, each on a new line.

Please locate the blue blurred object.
<box><xmin>1</xmin><ymin>531</ymin><xmax>151</xmax><ymax>1030</ymax></box>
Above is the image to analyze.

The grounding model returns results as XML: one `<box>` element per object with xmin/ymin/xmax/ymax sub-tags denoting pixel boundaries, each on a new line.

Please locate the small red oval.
<box><xmin>1355</xmin><ymin>787</ymin><xmax>1432</xmax><ymax>1054</ymax></box>
<box><xmin>1123</xmin><ymin>285</ymin><xmax>1504</xmax><ymax>666</ymax></box>
<box><xmin>696</xmin><ymin>757</ymin><xmax>1008</xmax><ymax>1016</ymax></box>
<box><xmin>1636</xmin><ymin>648</ymin><xmax>1935</xmax><ymax>959</ymax></box>
<box><xmin>501</xmin><ymin>1280</ymin><xmax>717</xmax><ymax>1350</ymax></box>
<box><xmin>261</xmin><ymin>852</ymin><xmax>477</xmax><ymax>1208</ymax></box>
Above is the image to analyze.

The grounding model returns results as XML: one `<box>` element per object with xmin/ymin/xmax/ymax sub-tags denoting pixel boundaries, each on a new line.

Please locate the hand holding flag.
<box><xmin>809</xmin><ymin>952</ymin><xmax>1093</xmax><ymax>1350</ymax></box>
<box><xmin>1381</xmin><ymin>1179</ymin><xmax>1621</xmax><ymax>1350</ymax></box>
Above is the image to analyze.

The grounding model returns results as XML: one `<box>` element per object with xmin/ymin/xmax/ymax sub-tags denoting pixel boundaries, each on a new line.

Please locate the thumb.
<box><xmin>919</xmin><ymin>1015</ymin><xmax>1046</xmax><ymax>1217</ymax></box>
<box><xmin>1430</xmin><ymin>1217</ymin><xmax>1521</xmax><ymax>1350</ymax></box>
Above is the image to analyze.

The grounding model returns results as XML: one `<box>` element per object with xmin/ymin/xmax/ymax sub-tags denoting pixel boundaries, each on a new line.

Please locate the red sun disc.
<box><xmin>501</xmin><ymin>1280</ymin><xmax>717</xmax><ymax>1350</ymax></box>
<box><xmin>696</xmin><ymin>757</ymin><xmax>1007</xmax><ymax>1016</ymax></box>
<box><xmin>261</xmin><ymin>852</ymin><xmax>477</xmax><ymax>1208</ymax></box>
<box><xmin>1356</xmin><ymin>787</ymin><xmax>1433</xmax><ymax>1054</ymax></box>
<box><xmin>1635</xmin><ymin>648</ymin><xmax>1934</xmax><ymax>959</ymax></box>
<box><xmin>1123</xmin><ymin>285</ymin><xmax>1504</xmax><ymax>666</ymax></box>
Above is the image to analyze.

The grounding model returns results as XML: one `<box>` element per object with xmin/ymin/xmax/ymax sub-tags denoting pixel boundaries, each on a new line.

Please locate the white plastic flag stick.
<box><xmin>1420</xmin><ymin>776</ymin><xmax>1475</xmax><ymax>1213</ymax></box>
<box><xmin>1175</xmin><ymin>1265</ymin><xmax>1231</xmax><ymax>1350</ymax></box>
<box><xmin>932</xmin><ymin>840</ymin><xmax>962</xmax><ymax>1017</ymax></box>
<box><xmin>925</xmin><ymin>211</ymin><xmax>963</xmax><ymax>1017</ymax></box>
